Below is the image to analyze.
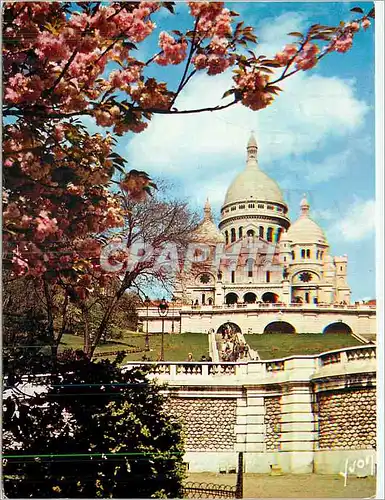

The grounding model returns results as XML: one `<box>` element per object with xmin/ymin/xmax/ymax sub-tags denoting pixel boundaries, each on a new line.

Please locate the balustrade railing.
<box><xmin>121</xmin><ymin>345</ymin><xmax>376</xmax><ymax>379</ymax></box>
<box><xmin>137</xmin><ymin>302</ymin><xmax>376</xmax><ymax>317</ymax></box>
<box><xmin>346</xmin><ymin>346</ymin><xmax>376</xmax><ymax>362</ymax></box>
<box><xmin>265</xmin><ymin>360</ymin><xmax>285</xmax><ymax>372</ymax></box>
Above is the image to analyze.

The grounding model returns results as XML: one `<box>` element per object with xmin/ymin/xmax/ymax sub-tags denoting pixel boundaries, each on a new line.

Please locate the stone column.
<box><xmin>215</xmin><ymin>282</ymin><xmax>225</xmax><ymax>306</ymax></box>
<box><xmin>270</xmin><ymin>357</ymin><xmax>318</xmax><ymax>473</ymax></box>
<box><xmin>282</xmin><ymin>279</ymin><xmax>291</xmax><ymax>305</ymax></box>
<box><xmin>234</xmin><ymin>388</ymin><xmax>267</xmax><ymax>472</ymax></box>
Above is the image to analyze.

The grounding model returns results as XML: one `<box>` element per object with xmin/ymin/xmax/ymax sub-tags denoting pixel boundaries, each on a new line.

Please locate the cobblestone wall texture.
<box><xmin>317</xmin><ymin>388</ymin><xmax>376</xmax><ymax>449</ymax></box>
<box><xmin>264</xmin><ymin>396</ymin><xmax>282</xmax><ymax>451</ymax></box>
<box><xmin>165</xmin><ymin>398</ymin><xmax>236</xmax><ymax>451</ymax></box>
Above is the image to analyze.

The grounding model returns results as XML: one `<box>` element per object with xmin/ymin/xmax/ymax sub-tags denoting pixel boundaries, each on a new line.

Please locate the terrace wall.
<box><xmin>138</xmin><ymin>303</ymin><xmax>376</xmax><ymax>338</ymax></box>
<box><xmin>122</xmin><ymin>345</ymin><xmax>377</xmax><ymax>475</ymax></box>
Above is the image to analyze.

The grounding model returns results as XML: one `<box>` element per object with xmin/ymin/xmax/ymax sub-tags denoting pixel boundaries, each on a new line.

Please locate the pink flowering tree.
<box><xmin>2</xmin><ymin>2</ymin><xmax>374</xmax><ymax>359</ymax></box>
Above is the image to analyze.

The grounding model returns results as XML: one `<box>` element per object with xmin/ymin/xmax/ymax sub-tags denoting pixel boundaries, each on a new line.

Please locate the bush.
<box><xmin>4</xmin><ymin>355</ymin><xmax>186</xmax><ymax>498</ymax></box>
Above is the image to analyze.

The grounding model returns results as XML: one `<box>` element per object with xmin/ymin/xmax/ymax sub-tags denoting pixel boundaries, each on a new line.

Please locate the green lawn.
<box><xmin>60</xmin><ymin>332</ymin><xmax>363</xmax><ymax>363</ymax></box>
<box><xmin>245</xmin><ymin>333</ymin><xmax>364</xmax><ymax>360</ymax></box>
<box><xmin>60</xmin><ymin>332</ymin><xmax>209</xmax><ymax>363</ymax></box>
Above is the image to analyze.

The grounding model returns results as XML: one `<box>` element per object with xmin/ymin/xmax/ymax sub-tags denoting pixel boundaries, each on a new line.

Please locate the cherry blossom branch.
<box><xmin>169</xmin><ymin>16</ymin><xmax>200</xmax><ymax>109</ymax></box>
<box><xmin>46</xmin><ymin>48</ymin><xmax>79</xmax><ymax>95</ymax></box>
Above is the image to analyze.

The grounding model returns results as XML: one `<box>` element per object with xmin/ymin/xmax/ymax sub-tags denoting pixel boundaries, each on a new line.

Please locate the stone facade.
<box><xmin>317</xmin><ymin>388</ymin><xmax>376</xmax><ymax>450</ymax></box>
<box><xmin>264</xmin><ymin>396</ymin><xmax>282</xmax><ymax>451</ymax></box>
<box><xmin>165</xmin><ymin>397</ymin><xmax>236</xmax><ymax>451</ymax></box>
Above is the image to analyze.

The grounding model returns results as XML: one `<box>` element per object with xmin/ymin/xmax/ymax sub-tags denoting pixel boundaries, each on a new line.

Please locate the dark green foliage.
<box><xmin>3</xmin><ymin>356</ymin><xmax>186</xmax><ymax>498</ymax></box>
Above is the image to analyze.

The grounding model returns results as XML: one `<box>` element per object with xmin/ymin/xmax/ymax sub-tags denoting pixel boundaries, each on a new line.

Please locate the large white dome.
<box><xmin>224</xmin><ymin>168</ymin><xmax>284</xmax><ymax>205</ymax></box>
<box><xmin>223</xmin><ymin>135</ymin><xmax>284</xmax><ymax>206</ymax></box>
<box><xmin>287</xmin><ymin>197</ymin><xmax>328</xmax><ymax>245</ymax></box>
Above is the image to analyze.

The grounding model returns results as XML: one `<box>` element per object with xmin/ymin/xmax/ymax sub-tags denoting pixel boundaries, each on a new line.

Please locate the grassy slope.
<box><xmin>60</xmin><ymin>331</ymin><xmax>363</xmax><ymax>363</ymax></box>
<box><xmin>60</xmin><ymin>332</ymin><xmax>210</xmax><ymax>363</ymax></box>
<box><xmin>245</xmin><ymin>333</ymin><xmax>363</xmax><ymax>360</ymax></box>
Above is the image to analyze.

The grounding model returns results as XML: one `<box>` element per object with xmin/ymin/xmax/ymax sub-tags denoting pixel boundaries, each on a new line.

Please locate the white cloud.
<box><xmin>126</xmin><ymin>70</ymin><xmax>368</xmax><ymax>177</ymax></box>
<box><xmin>121</xmin><ymin>9</ymin><xmax>369</xmax><ymax>214</ymax></box>
<box><xmin>284</xmin><ymin>136</ymin><xmax>372</xmax><ymax>185</ymax></box>
<box><xmin>256</xmin><ymin>12</ymin><xmax>308</xmax><ymax>55</ymax></box>
<box><xmin>329</xmin><ymin>199</ymin><xmax>376</xmax><ymax>242</ymax></box>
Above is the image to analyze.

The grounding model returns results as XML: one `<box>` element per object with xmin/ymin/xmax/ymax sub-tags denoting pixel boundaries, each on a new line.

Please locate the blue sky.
<box><xmin>88</xmin><ymin>1</ymin><xmax>376</xmax><ymax>301</ymax></box>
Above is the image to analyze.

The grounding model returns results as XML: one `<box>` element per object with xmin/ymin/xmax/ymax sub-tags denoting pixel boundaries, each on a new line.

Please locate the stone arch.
<box><xmin>217</xmin><ymin>322</ymin><xmax>242</xmax><ymax>334</ymax></box>
<box><xmin>244</xmin><ymin>292</ymin><xmax>257</xmax><ymax>303</ymax></box>
<box><xmin>262</xmin><ymin>292</ymin><xmax>279</xmax><ymax>303</ymax></box>
<box><xmin>225</xmin><ymin>292</ymin><xmax>238</xmax><ymax>305</ymax></box>
<box><xmin>264</xmin><ymin>321</ymin><xmax>296</xmax><ymax>334</ymax></box>
<box><xmin>323</xmin><ymin>322</ymin><xmax>353</xmax><ymax>334</ymax></box>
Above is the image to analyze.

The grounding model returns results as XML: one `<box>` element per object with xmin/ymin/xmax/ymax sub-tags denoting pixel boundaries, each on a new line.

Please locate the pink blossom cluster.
<box><xmin>192</xmin><ymin>36</ymin><xmax>235</xmax><ymax>75</ymax></box>
<box><xmin>274</xmin><ymin>42</ymin><xmax>319</xmax><ymax>70</ymax></box>
<box><xmin>332</xmin><ymin>33</ymin><xmax>353</xmax><ymax>53</ymax></box>
<box><xmin>294</xmin><ymin>42</ymin><xmax>319</xmax><ymax>70</ymax></box>
<box><xmin>155</xmin><ymin>32</ymin><xmax>188</xmax><ymax>66</ymax></box>
<box><xmin>274</xmin><ymin>44</ymin><xmax>298</xmax><ymax>66</ymax></box>
<box><xmin>36</xmin><ymin>31</ymin><xmax>71</xmax><ymax>61</ymax></box>
<box><xmin>35</xmin><ymin>211</ymin><xmax>59</xmax><ymax>242</ymax></box>
<box><xmin>188</xmin><ymin>2</ymin><xmax>232</xmax><ymax>37</ymax></box>
<box><xmin>233</xmin><ymin>69</ymin><xmax>274</xmax><ymax>111</ymax></box>
<box><xmin>109</xmin><ymin>67</ymin><xmax>142</xmax><ymax>88</ymax></box>
<box><xmin>5</xmin><ymin>73</ymin><xmax>44</xmax><ymax>105</ymax></box>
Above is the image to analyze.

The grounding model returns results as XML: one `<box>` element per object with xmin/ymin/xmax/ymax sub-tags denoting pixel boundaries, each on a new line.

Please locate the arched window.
<box><xmin>305</xmin><ymin>292</ymin><xmax>310</xmax><ymax>303</ymax></box>
<box><xmin>276</xmin><ymin>228</ymin><xmax>283</xmax><ymax>242</ymax></box>
<box><xmin>202</xmin><ymin>293</ymin><xmax>206</xmax><ymax>305</ymax></box>
<box><xmin>246</xmin><ymin>258</ymin><xmax>254</xmax><ymax>278</ymax></box>
<box><xmin>259</xmin><ymin>226</ymin><xmax>264</xmax><ymax>239</ymax></box>
<box><xmin>316</xmin><ymin>250</ymin><xmax>319</xmax><ymax>259</ymax></box>
<box><xmin>306</xmin><ymin>249</ymin><xmax>311</xmax><ymax>258</ymax></box>
<box><xmin>247</xmin><ymin>229</ymin><xmax>255</xmax><ymax>238</ymax></box>
<box><xmin>239</xmin><ymin>227</ymin><xmax>243</xmax><ymax>239</ymax></box>
<box><xmin>231</xmin><ymin>228</ymin><xmax>236</xmax><ymax>243</ymax></box>
<box><xmin>225</xmin><ymin>231</ymin><xmax>229</xmax><ymax>245</ymax></box>
<box><xmin>231</xmin><ymin>271</ymin><xmax>236</xmax><ymax>283</ymax></box>
<box><xmin>301</xmin><ymin>249</ymin><xmax>306</xmax><ymax>258</ymax></box>
<box><xmin>208</xmin><ymin>297</ymin><xmax>213</xmax><ymax>305</ymax></box>
<box><xmin>267</xmin><ymin>227</ymin><xmax>273</xmax><ymax>242</ymax></box>
<box><xmin>291</xmin><ymin>251</ymin><xmax>295</xmax><ymax>260</ymax></box>
<box><xmin>266</xmin><ymin>271</ymin><xmax>271</xmax><ymax>283</ymax></box>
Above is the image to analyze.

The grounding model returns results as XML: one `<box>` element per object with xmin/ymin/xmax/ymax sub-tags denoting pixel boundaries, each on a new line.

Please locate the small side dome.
<box><xmin>287</xmin><ymin>195</ymin><xmax>328</xmax><ymax>245</ymax></box>
<box><xmin>193</xmin><ymin>199</ymin><xmax>225</xmax><ymax>244</ymax></box>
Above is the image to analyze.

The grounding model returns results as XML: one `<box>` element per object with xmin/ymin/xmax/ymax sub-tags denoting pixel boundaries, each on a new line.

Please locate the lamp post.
<box><xmin>171</xmin><ymin>296</ymin><xmax>177</xmax><ymax>334</ymax></box>
<box><xmin>157</xmin><ymin>298</ymin><xmax>169</xmax><ymax>361</ymax></box>
<box><xmin>144</xmin><ymin>296</ymin><xmax>151</xmax><ymax>352</ymax></box>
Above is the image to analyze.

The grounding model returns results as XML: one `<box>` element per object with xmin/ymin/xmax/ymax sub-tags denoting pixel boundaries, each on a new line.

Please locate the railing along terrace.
<box><xmin>318</xmin><ymin>345</ymin><xmax>377</xmax><ymax>368</ymax></box>
<box><xmin>137</xmin><ymin>303</ymin><xmax>376</xmax><ymax>315</ymax></box>
<box><xmin>121</xmin><ymin>345</ymin><xmax>376</xmax><ymax>379</ymax></box>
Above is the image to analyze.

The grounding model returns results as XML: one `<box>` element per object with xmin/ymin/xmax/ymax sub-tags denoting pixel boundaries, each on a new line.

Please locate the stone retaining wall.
<box><xmin>317</xmin><ymin>388</ymin><xmax>376</xmax><ymax>450</ymax></box>
<box><xmin>165</xmin><ymin>398</ymin><xmax>237</xmax><ymax>452</ymax></box>
<box><xmin>264</xmin><ymin>396</ymin><xmax>281</xmax><ymax>451</ymax></box>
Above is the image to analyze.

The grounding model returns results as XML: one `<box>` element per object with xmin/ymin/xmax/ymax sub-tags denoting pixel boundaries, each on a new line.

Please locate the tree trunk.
<box><xmin>82</xmin><ymin>307</ymin><xmax>91</xmax><ymax>357</ymax></box>
<box><xmin>43</xmin><ymin>278</ymin><xmax>57</xmax><ymax>367</ymax></box>
<box><xmin>90</xmin><ymin>281</ymin><xmax>129</xmax><ymax>357</ymax></box>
